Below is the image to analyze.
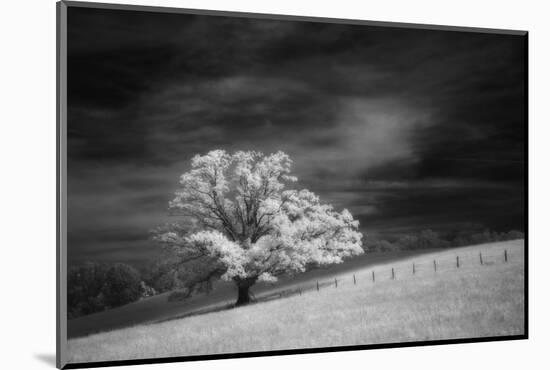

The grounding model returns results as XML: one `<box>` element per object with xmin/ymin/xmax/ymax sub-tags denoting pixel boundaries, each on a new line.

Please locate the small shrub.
<box><xmin>140</xmin><ymin>281</ymin><xmax>157</xmax><ymax>299</ymax></box>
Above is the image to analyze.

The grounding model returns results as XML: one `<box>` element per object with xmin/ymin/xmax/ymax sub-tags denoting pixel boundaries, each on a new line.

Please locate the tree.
<box><xmin>154</xmin><ymin>150</ymin><xmax>363</xmax><ymax>306</ymax></box>
<box><xmin>100</xmin><ymin>263</ymin><xmax>142</xmax><ymax>308</ymax></box>
<box><xmin>396</xmin><ymin>234</ymin><xmax>420</xmax><ymax>250</ymax></box>
<box><xmin>142</xmin><ymin>253</ymin><xmax>185</xmax><ymax>294</ymax></box>
<box><xmin>67</xmin><ymin>262</ymin><xmax>109</xmax><ymax>318</ymax></box>
<box><xmin>504</xmin><ymin>230</ymin><xmax>524</xmax><ymax>240</ymax></box>
<box><xmin>417</xmin><ymin>229</ymin><xmax>450</xmax><ymax>249</ymax></box>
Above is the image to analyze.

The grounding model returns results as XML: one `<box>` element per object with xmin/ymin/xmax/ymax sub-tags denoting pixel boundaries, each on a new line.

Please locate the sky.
<box><xmin>66</xmin><ymin>7</ymin><xmax>526</xmax><ymax>267</ymax></box>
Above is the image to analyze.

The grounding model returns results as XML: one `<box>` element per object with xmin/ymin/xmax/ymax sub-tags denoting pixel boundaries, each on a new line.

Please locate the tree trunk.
<box><xmin>236</xmin><ymin>284</ymin><xmax>251</xmax><ymax>306</ymax></box>
<box><xmin>234</xmin><ymin>278</ymin><xmax>256</xmax><ymax>306</ymax></box>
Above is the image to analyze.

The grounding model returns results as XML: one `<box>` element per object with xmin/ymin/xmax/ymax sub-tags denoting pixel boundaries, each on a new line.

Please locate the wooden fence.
<box><xmin>254</xmin><ymin>247</ymin><xmax>520</xmax><ymax>303</ymax></box>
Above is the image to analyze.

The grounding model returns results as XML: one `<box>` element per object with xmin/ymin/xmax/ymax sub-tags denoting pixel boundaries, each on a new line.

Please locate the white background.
<box><xmin>0</xmin><ymin>0</ymin><xmax>547</xmax><ymax>369</ymax></box>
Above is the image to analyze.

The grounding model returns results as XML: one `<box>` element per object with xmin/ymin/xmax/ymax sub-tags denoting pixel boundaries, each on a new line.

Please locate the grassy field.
<box><xmin>67</xmin><ymin>240</ymin><xmax>525</xmax><ymax>364</ymax></box>
<box><xmin>68</xmin><ymin>243</ymin><xmax>485</xmax><ymax>338</ymax></box>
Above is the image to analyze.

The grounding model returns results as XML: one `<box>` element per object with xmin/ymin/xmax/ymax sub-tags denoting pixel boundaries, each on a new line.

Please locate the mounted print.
<box><xmin>56</xmin><ymin>1</ymin><xmax>528</xmax><ymax>368</ymax></box>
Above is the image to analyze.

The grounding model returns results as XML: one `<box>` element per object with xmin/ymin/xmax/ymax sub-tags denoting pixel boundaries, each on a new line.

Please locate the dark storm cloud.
<box><xmin>66</xmin><ymin>7</ymin><xmax>526</xmax><ymax>266</ymax></box>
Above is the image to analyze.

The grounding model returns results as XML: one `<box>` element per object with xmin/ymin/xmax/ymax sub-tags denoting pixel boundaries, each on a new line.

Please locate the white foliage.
<box><xmin>157</xmin><ymin>150</ymin><xmax>364</xmax><ymax>282</ymax></box>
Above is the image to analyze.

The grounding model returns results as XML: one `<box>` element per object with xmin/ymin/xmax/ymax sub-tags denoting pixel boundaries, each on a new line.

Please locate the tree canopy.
<box><xmin>154</xmin><ymin>150</ymin><xmax>363</xmax><ymax>305</ymax></box>
<box><xmin>67</xmin><ymin>262</ymin><xmax>145</xmax><ymax>318</ymax></box>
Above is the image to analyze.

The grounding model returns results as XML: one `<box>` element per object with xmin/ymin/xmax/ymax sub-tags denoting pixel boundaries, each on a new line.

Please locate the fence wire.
<box><xmin>254</xmin><ymin>247</ymin><xmax>523</xmax><ymax>302</ymax></box>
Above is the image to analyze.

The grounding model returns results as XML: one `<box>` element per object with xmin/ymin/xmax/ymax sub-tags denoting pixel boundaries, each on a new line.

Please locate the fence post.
<box><xmin>456</xmin><ymin>256</ymin><xmax>460</xmax><ymax>268</ymax></box>
<box><xmin>479</xmin><ymin>252</ymin><xmax>484</xmax><ymax>265</ymax></box>
<box><xmin>413</xmin><ymin>263</ymin><xmax>415</xmax><ymax>274</ymax></box>
<box><xmin>372</xmin><ymin>270</ymin><xmax>375</xmax><ymax>282</ymax></box>
<box><xmin>391</xmin><ymin>267</ymin><xmax>395</xmax><ymax>280</ymax></box>
<box><xmin>353</xmin><ymin>274</ymin><xmax>356</xmax><ymax>285</ymax></box>
<box><xmin>299</xmin><ymin>288</ymin><xmax>302</xmax><ymax>296</ymax></box>
<box><xmin>505</xmin><ymin>249</ymin><xmax>508</xmax><ymax>262</ymax></box>
<box><xmin>433</xmin><ymin>260</ymin><xmax>437</xmax><ymax>272</ymax></box>
<box><xmin>335</xmin><ymin>278</ymin><xmax>338</xmax><ymax>288</ymax></box>
<box><xmin>316</xmin><ymin>281</ymin><xmax>319</xmax><ymax>292</ymax></box>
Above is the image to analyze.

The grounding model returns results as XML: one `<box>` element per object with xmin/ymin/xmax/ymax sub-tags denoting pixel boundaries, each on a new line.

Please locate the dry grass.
<box><xmin>67</xmin><ymin>240</ymin><xmax>525</xmax><ymax>364</ymax></box>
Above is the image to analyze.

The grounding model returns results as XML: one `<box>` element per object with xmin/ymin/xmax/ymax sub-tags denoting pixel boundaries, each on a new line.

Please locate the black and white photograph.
<box><xmin>58</xmin><ymin>1</ymin><xmax>526</xmax><ymax>367</ymax></box>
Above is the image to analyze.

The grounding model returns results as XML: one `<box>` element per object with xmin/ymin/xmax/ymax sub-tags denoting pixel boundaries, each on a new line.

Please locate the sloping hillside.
<box><xmin>68</xmin><ymin>240</ymin><xmax>523</xmax><ymax>339</ymax></box>
<box><xmin>68</xmin><ymin>239</ymin><xmax>524</xmax><ymax>363</ymax></box>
